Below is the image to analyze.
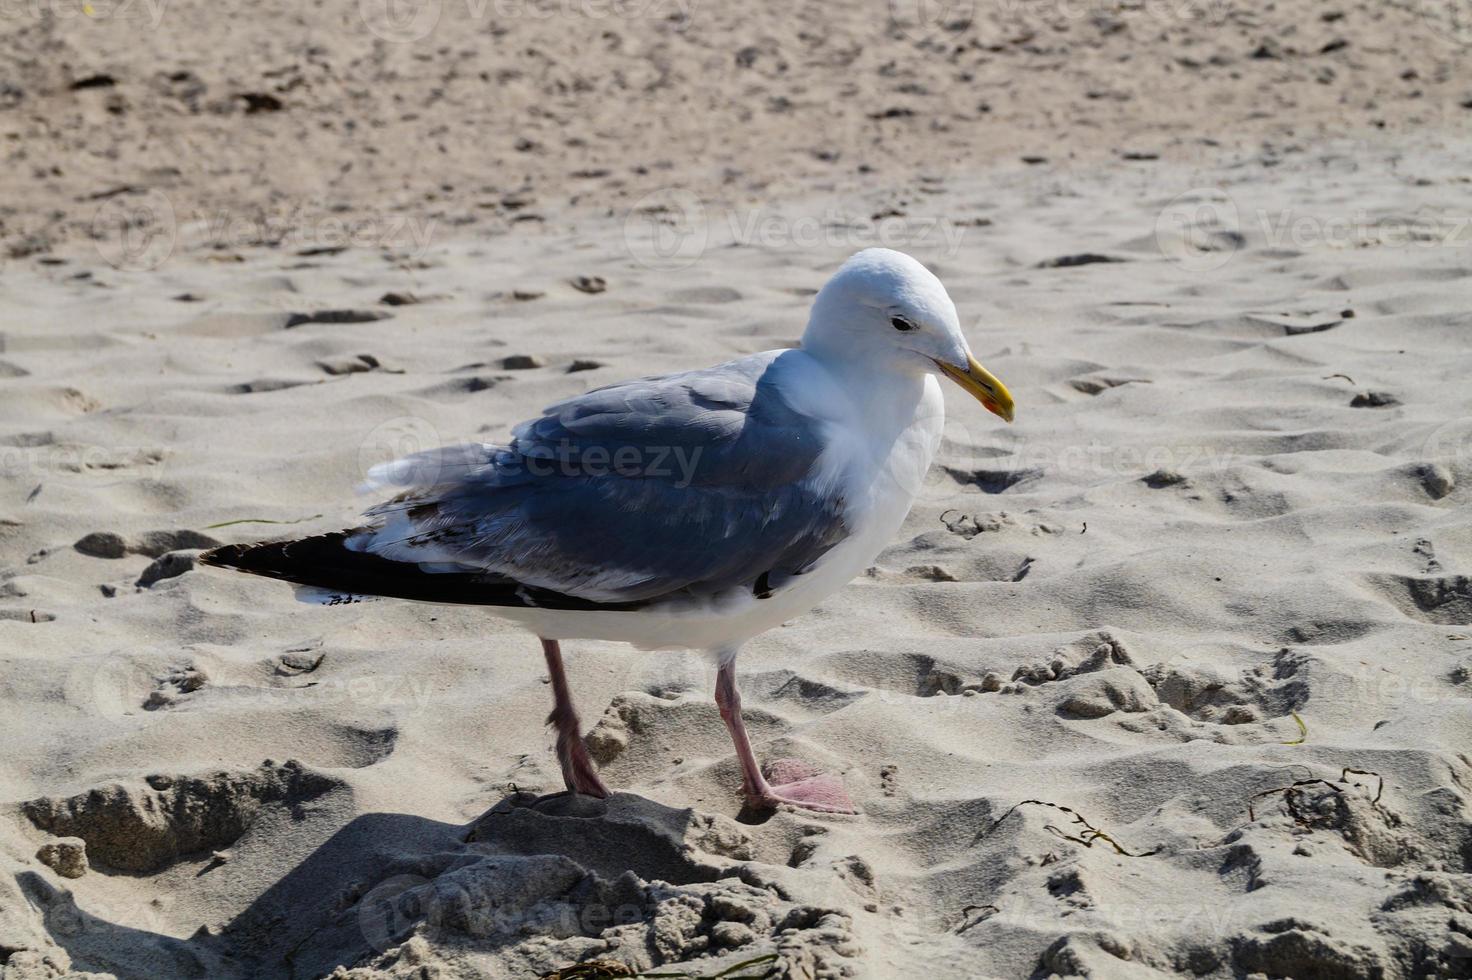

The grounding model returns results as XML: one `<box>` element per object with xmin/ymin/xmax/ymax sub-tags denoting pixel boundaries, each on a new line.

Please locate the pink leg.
<box><xmin>715</xmin><ymin>658</ymin><xmax>854</xmax><ymax>814</ymax></box>
<box><xmin>541</xmin><ymin>638</ymin><xmax>610</xmax><ymax>799</ymax></box>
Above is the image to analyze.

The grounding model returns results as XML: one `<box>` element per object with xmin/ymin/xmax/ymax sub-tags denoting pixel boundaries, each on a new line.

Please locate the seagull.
<box><xmin>201</xmin><ymin>248</ymin><xmax>1014</xmax><ymax>813</ymax></box>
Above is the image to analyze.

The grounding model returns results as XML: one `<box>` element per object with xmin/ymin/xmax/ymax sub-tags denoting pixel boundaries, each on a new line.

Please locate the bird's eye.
<box><xmin>890</xmin><ymin>315</ymin><xmax>916</xmax><ymax>332</ymax></box>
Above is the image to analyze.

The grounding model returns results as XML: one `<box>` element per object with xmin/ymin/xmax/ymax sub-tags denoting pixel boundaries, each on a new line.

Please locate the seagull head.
<box><xmin>801</xmin><ymin>248</ymin><xmax>1014</xmax><ymax>422</ymax></box>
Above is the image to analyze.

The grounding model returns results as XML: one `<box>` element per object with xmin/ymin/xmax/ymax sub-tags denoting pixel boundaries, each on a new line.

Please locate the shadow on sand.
<box><xmin>20</xmin><ymin>790</ymin><xmax>721</xmax><ymax>980</ymax></box>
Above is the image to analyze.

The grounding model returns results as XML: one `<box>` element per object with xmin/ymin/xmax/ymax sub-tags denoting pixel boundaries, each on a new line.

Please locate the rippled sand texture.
<box><xmin>3</xmin><ymin>0</ymin><xmax>1469</xmax><ymax>263</ymax></box>
<box><xmin>1</xmin><ymin>140</ymin><xmax>1470</xmax><ymax>978</ymax></box>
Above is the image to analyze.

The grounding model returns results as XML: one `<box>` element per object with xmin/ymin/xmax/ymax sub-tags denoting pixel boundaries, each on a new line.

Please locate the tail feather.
<box><xmin>199</xmin><ymin>532</ymin><xmax>645</xmax><ymax>611</ymax></box>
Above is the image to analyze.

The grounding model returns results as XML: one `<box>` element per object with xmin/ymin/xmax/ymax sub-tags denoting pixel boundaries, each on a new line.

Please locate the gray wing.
<box><xmin>354</xmin><ymin>350</ymin><xmax>850</xmax><ymax>604</ymax></box>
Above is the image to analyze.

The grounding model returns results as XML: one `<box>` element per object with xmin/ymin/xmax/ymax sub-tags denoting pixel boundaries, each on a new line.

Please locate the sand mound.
<box><xmin>269</xmin><ymin>794</ymin><xmax>861</xmax><ymax>980</ymax></box>
<box><xmin>21</xmin><ymin>760</ymin><xmax>342</xmax><ymax>874</ymax></box>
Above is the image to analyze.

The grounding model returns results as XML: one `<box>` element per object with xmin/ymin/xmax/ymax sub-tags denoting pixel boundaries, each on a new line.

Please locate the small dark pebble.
<box><xmin>238</xmin><ymin>92</ymin><xmax>284</xmax><ymax>113</ymax></box>
<box><xmin>567</xmin><ymin>359</ymin><xmax>604</xmax><ymax>373</ymax></box>
<box><xmin>285</xmin><ymin>309</ymin><xmax>393</xmax><ymax>328</ymax></box>
<box><xmin>70</xmin><ymin>74</ymin><xmax>116</xmax><ymax>90</ymax></box>
<box><xmin>173</xmin><ymin>292</ymin><xmax>204</xmax><ymax>302</ymax></box>
<box><xmin>1350</xmin><ymin>391</ymin><xmax>1399</xmax><ymax>408</ymax></box>
<box><xmin>1144</xmin><ymin>469</ymin><xmax>1188</xmax><ymax>488</ymax></box>
<box><xmin>1037</xmin><ymin>253</ymin><xmax>1125</xmax><ymax>268</ymax></box>
<box><xmin>512</xmin><ymin>289</ymin><xmax>545</xmax><ymax>301</ymax></box>
<box><xmin>317</xmin><ymin>354</ymin><xmax>381</xmax><ymax>376</ymax></box>
<box><xmin>501</xmin><ymin>354</ymin><xmax>545</xmax><ymax>370</ymax></box>
<box><xmin>379</xmin><ymin>291</ymin><xmax>420</xmax><ymax>306</ymax></box>
<box><xmin>569</xmin><ymin>276</ymin><xmax>606</xmax><ymax>294</ymax></box>
<box><xmin>85</xmin><ymin>185</ymin><xmax>137</xmax><ymax>201</ymax></box>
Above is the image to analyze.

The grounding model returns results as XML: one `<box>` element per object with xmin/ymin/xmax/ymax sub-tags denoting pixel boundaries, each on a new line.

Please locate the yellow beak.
<box><xmin>935</xmin><ymin>354</ymin><xmax>1015</xmax><ymax>423</ymax></box>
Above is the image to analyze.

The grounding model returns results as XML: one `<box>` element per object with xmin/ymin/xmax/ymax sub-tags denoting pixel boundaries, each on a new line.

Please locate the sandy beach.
<box><xmin>2</xmin><ymin>2</ymin><xmax>1472</xmax><ymax>979</ymax></box>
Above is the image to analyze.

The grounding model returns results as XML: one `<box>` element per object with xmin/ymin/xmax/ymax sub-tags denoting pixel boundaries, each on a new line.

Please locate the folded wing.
<box><xmin>348</xmin><ymin>350</ymin><xmax>850</xmax><ymax>606</ymax></box>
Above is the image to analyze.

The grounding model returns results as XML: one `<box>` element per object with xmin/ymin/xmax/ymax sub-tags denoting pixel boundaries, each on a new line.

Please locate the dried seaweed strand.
<box><xmin>638</xmin><ymin>953</ymin><xmax>781</xmax><ymax>979</ymax></box>
<box><xmin>541</xmin><ymin>962</ymin><xmax>637</xmax><ymax>980</ymax></box>
<box><xmin>204</xmin><ymin>513</ymin><xmax>323</xmax><ymax>529</ymax></box>
<box><xmin>1339</xmin><ymin>767</ymin><xmax>1384</xmax><ymax>804</ymax></box>
<box><xmin>1280</xmin><ymin>711</ymin><xmax>1308</xmax><ymax>745</ymax></box>
<box><xmin>1247</xmin><ymin>767</ymin><xmax>1386</xmax><ymax>823</ymax></box>
<box><xmin>956</xmin><ymin>904</ymin><xmax>1000</xmax><ymax>933</ymax></box>
<box><xmin>978</xmin><ymin>799</ymin><xmax>1161</xmax><ymax>857</ymax></box>
<box><xmin>1248</xmin><ymin>778</ymin><xmax>1341</xmax><ymax>822</ymax></box>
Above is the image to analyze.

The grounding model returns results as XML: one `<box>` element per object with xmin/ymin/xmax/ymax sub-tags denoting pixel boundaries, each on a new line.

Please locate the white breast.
<box><xmin>761</xmin><ymin>372</ymin><xmax>944</xmax><ymax>623</ymax></box>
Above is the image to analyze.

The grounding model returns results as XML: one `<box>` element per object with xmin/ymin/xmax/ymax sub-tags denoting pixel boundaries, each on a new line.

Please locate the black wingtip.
<box><xmin>196</xmin><ymin>533</ymin><xmax>355</xmax><ymax>583</ymax></box>
<box><xmin>198</xmin><ymin>530</ymin><xmax>650</xmax><ymax>611</ymax></box>
<box><xmin>197</xmin><ymin>543</ymin><xmax>249</xmax><ymax>569</ymax></box>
